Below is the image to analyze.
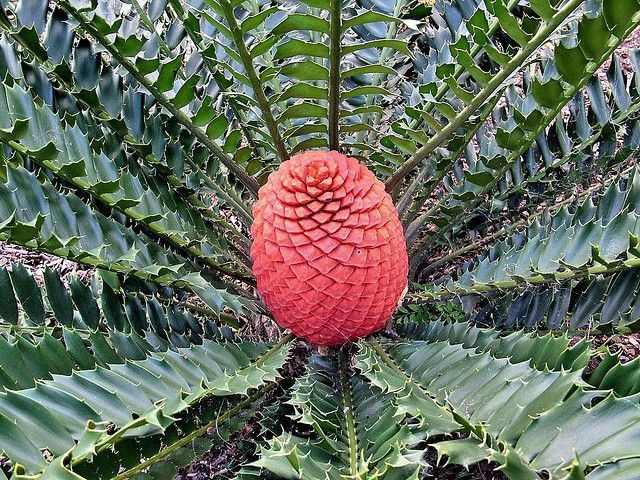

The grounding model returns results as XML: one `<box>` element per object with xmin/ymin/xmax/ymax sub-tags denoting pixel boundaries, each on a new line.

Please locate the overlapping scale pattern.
<box><xmin>251</xmin><ymin>150</ymin><xmax>408</xmax><ymax>345</ymax></box>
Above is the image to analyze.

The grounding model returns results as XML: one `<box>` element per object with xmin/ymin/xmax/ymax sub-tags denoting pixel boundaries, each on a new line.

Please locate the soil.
<box><xmin>425</xmin><ymin>446</ymin><xmax>509</xmax><ymax>480</ymax></box>
<box><xmin>576</xmin><ymin>333</ymin><xmax>640</xmax><ymax>374</ymax></box>
<box><xmin>599</xmin><ymin>28</ymin><xmax>640</xmax><ymax>81</ymax></box>
<box><xmin>0</xmin><ymin>243</ymin><xmax>94</xmax><ymax>285</ymax></box>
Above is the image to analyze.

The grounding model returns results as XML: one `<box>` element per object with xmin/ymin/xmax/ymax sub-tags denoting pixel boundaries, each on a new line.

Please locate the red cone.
<box><xmin>251</xmin><ymin>150</ymin><xmax>408</xmax><ymax>345</ymax></box>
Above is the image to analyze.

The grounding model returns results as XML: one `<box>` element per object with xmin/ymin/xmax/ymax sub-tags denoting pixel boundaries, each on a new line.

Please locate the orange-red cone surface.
<box><xmin>250</xmin><ymin>150</ymin><xmax>408</xmax><ymax>346</ymax></box>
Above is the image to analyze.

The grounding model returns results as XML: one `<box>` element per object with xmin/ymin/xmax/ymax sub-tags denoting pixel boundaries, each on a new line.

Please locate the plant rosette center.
<box><xmin>251</xmin><ymin>150</ymin><xmax>408</xmax><ymax>345</ymax></box>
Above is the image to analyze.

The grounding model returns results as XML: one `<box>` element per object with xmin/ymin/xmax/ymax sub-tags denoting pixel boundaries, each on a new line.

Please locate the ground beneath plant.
<box><xmin>0</xmin><ymin>243</ymin><xmax>95</xmax><ymax>285</ymax></box>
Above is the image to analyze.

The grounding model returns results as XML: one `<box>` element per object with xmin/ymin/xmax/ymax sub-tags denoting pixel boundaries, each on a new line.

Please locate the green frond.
<box><xmin>0</xmin><ymin>330</ymin><xmax>291</xmax><ymax>477</ymax></box>
<box><xmin>0</xmin><ymin>81</ymin><xmax>251</xmax><ymax>280</ymax></box>
<box><xmin>250</xmin><ymin>354</ymin><xmax>424</xmax><ymax>479</ymax></box>
<box><xmin>0</xmin><ymin>262</ymin><xmax>237</xmax><ymax>343</ymax></box>
<box><xmin>396</xmin><ymin>319</ymin><xmax>591</xmax><ymax>372</ymax></box>
<box><xmin>385</xmin><ymin>0</ymin><xmax>605</xmax><ymax>190</ymax></box>
<box><xmin>0</xmin><ymin>163</ymin><xmax>248</xmax><ymax>316</ymax></box>
<box><xmin>360</xmin><ymin>335</ymin><xmax>640</xmax><ymax>479</ymax></box>
<box><xmin>0</xmin><ymin>6</ymin><xmax>257</xmax><ymax>226</ymax></box>
<box><xmin>405</xmin><ymin>5</ymin><xmax>640</xmax><ymax>275</ymax></box>
<box><xmin>410</xmin><ymin>167</ymin><xmax>640</xmax><ymax>302</ymax></box>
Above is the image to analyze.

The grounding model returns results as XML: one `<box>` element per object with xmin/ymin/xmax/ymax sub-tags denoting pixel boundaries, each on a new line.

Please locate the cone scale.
<box><xmin>251</xmin><ymin>150</ymin><xmax>408</xmax><ymax>345</ymax></box>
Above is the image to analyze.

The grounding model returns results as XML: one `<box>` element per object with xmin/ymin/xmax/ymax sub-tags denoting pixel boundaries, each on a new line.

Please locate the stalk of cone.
<box><xmin>250</xmin><ymin>150</ymin><xmax>408</xmax><ymax>346</ymax></box>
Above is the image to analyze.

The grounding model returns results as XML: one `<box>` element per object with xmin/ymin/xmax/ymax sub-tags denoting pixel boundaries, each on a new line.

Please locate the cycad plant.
<box><xmin>0</xmin><ymin>0</ymin><xmax>639</xmax><ymax>478</ymax></box>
